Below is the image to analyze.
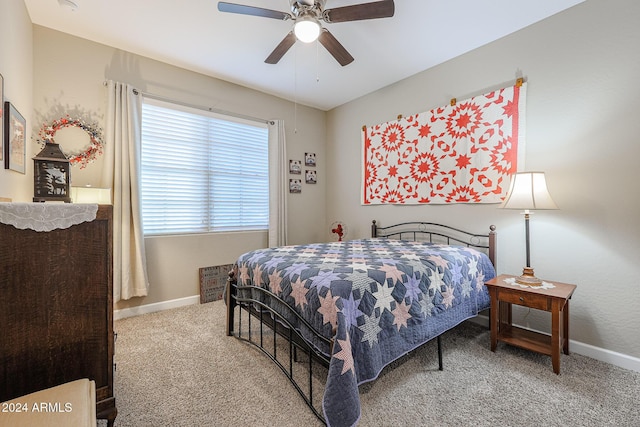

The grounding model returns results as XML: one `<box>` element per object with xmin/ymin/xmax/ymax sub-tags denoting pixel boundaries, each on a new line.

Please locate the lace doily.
<box><xmin>503</xmin><ymin>276</ymin><xmax>556</xmax><ymax>289</ymax></box>
<box><xmin>0</xmin><ymin>203</ymin><xmax>98</xmax><ymax>232</ymax></box>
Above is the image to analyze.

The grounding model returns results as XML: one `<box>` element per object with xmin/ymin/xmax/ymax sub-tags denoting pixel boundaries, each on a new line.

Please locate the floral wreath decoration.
<box><xmin>37</xmin><ymin>116</ymin><xmax>104</xmax><ymax>169</ymax></box>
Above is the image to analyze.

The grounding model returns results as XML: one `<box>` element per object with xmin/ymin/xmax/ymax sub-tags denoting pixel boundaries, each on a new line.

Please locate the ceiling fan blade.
<box><xmin>318</xmin><ymin>29</ymin><xmax>354</xmax><ymax>66</ymax></box>
<box><xmin>265</xmin><ymin>32</ymin><xmax>297</xmax><ymax>64</ymax></box>
<box><xmin>324</xmin><ymin>0</ymin><xmax>395</xmax><ymax>23</ymax></box>
<box><xmin>218</xmin><ymin>2</ymin><xmax>290</xmax><ymax>20</ymax></box>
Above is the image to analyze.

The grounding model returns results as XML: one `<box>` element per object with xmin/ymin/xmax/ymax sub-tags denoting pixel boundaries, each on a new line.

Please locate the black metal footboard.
<box><xmin>225</xmin><ymin>270</ymin><xmax>445</xmax><ymax>426</ymax></box>
<box><xmin>226</xmin><ymin>272</ymin><xmax>331</xmax><ymax>425</ymax></box>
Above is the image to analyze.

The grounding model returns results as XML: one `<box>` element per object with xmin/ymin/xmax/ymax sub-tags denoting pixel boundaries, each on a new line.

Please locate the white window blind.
<box><xmin>140</xmin><ymin>97</ymin><xmax>269</xmax><ymax>235</ymax></box>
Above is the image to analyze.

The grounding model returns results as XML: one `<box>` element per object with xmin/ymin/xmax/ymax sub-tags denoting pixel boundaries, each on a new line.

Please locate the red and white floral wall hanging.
<box><xmin>362</xmin><ymin>81</ymin><xmax>527</xmax><ymax>204</ymax></box>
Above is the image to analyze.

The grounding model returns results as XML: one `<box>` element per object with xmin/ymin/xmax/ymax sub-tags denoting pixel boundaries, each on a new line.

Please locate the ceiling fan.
<box><xmin>217</xmin><ymin>1</ymin><xmax>395</xmax><ymax>66</ymax></box>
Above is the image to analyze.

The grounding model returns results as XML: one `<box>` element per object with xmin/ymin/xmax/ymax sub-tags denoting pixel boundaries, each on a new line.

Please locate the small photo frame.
<box><xmin>4</xmin><ymin>102</ymin><xmax>26</xmax><ymax>174</ymax></box>
<box><xmin>304</xmin><ymin>152</ymin><xmax>316</xmax><ymax>167</ymax></box>
<box><xmin>289</xmin><ymin>179</ymin><xmax>301</xmax><ymax>193</ymax></box>
<box><xmin>289</xmin><ymin>159</ymin><xmax>301</xmax><ymax>174</ymax></box>
<box><xmin>305</xmin><ymin>169</ymin><xmax>317</xmax><ymax>184</ymax></box>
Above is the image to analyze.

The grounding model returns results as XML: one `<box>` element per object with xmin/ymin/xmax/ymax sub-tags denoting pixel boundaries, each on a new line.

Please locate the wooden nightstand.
<box><xmin>485</xmin><ymin>274</ymin><xmax>577</xmax><ymax>374</ymax></box>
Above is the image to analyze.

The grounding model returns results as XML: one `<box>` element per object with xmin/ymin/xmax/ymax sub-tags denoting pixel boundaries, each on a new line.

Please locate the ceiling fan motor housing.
<box><xmin>291</xmin><ymin>1</ymin><xmax>323</xmax><ymax>18</ymax></box>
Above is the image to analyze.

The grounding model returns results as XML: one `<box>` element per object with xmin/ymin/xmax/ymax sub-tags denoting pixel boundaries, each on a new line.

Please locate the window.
<box><xmin>140</xmin><ymin>98</ymin><xmax>269</xmax><ymax>235</ymax></box>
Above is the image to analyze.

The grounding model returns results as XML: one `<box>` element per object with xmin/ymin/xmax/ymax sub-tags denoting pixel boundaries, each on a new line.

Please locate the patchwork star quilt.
<box><xmin>235</xmin><ymin>238</ymin><xmax>495</xmax><ymax>427</ymax></box>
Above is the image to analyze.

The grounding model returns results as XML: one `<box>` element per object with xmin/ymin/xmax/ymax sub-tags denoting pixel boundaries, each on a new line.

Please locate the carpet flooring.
<box><xmin>103</xmin><ymin>300</ymin><xmax>640</xmax><ymax>426</ymax></box>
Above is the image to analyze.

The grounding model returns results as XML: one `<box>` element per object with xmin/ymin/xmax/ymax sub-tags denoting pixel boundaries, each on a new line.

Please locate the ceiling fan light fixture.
<box><xmin>294</xmin><ymin>16</ymin><xmax>321</xmax><ymax>43</ymax></box>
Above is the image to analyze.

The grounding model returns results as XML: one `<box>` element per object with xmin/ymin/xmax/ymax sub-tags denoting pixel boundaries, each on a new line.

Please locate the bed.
<box><xmin>225</xmin><ymin>220</ymin><xmax>496</xmax><ymax>427</ymax></box>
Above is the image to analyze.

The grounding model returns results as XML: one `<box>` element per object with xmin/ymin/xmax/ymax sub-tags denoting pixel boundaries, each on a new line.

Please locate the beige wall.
<box><xmin>30</xmin><ymin>27</ymin><xmax>326</xmax><ymax>311</ymax></box>
<box><xmin>0</xmin><ymin>0</ymin><xmax>33</xmax><ymax>201</ymax></box>
<box><xmin>326</xmin><ymin>0</ymin><xmax>640</xmax><ymax>359</ymax></box>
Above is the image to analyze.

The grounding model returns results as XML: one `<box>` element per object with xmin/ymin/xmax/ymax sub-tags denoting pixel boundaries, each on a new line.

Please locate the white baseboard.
<box><xmin>114</xmin><ymin>295</ymin><xmax>200</xmax><ymax>321</ymax></box>
<box><xmin>569</xmin><ymin>339</ymin><xmax>640</xmax><ymax>373</ymax></box>
<box><xmin>468</xmin><ymin>314</ymin><xmax>640</xmax><ymax>374</ymax></box>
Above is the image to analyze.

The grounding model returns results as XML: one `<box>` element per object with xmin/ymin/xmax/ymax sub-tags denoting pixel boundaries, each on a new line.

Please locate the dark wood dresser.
<box><xmin>0</xmin><ymin>204</ymin><xmax>116</xmax><ymax>426</ymax></box>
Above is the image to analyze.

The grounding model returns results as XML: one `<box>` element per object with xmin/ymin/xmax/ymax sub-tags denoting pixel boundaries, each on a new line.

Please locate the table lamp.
<box><xmin>70</xmin><ymin>186</ymin><xmax>112</xmax><ymax>204</ymax></box>
<box><xmin>500</xmin><ymin>171</ymin><xmax>558</xmax><ymax>285</ymax></box>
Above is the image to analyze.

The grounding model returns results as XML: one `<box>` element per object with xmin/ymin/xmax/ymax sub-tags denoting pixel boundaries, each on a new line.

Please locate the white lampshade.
<box><xmin>294</xmin><ymin>17</ymin><xmax>321</xmax><ymax>43</ymax></box>
<box><xmin>500</xmin><ymin>172</ymin><xmax>558</xmax><ymax>210</ymax></box>
<box><xmin>70</xmin><ymin>186</ymin><xmax>112</xmax><ymax>204</ymax></box>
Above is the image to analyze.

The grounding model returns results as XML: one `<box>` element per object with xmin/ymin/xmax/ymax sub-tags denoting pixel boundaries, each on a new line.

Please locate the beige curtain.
<box><xmin>102</xmin><ymin>80</ymin><xmax>149</xmax><ymax>302</ymax></box>
<box><xmin>268</xmin><ymin>120</ymin><xmax>288</xmax><ymax>247</ymax></box>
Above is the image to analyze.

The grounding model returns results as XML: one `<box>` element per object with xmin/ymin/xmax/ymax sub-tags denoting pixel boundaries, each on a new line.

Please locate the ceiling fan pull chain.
<box><xmin>294</xmin><ymin>43</ymin><xmax>298</xmax><ymax>134</ymax></box>
<box><xmin>316</xmin><ymin>38</ymin><xmax>320</xmax><ymax>83</ymax></box>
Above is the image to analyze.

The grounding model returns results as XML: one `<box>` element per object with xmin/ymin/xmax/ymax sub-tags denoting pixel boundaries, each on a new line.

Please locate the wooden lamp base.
<box><xmin>514</xmin><ymin>267</ymin><xmax>543</xmax><ymax>286</ymax></box>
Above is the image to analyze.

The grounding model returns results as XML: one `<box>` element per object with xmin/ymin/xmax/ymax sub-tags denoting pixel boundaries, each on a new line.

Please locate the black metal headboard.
<box><xmin>371</xmin><ymin>220</ymin><xmax>497</xmax><ymax>268</ymax></box>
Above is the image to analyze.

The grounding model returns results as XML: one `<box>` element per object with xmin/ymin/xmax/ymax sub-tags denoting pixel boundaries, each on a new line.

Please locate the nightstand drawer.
<box><xmin>498</xmin><ymin>289</ymin><xmax>550</xmax><ymax>310</ymax></box>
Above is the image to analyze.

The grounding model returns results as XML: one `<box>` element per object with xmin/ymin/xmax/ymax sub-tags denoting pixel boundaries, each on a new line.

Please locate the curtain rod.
<box><xmin>103</xmin><ymin>81</ymin><xmax>273</xmax><ymax>125</ymax></box>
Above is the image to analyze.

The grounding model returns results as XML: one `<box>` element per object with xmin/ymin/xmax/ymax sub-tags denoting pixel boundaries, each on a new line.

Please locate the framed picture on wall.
<box><xmin>0</xmin><ymin>74</ymin><xmax>4</xmax><ymax>163</ymax></box>
<box><xmin>289</xmin><ymin>179</ymin><xmax>301</xmax><ymax>193</ymax></box>
<box><xmin>4</xmin><ymin>102</ymin><xmax>26</xmax><ymax>174</ymax></box>
<box><xmin>304</xmin><ymin>152</ymin><xmax>316</xmax><ymax>167</ymax></box>
<box><xmin>305</xmin><ymin>169</ymin><xmax>317</xmax><ymax>184</ymax></box>
<box><xmin>289</xmin><ymin>159</ymin><xmax>301</xmax><ymax>174</ymax></box>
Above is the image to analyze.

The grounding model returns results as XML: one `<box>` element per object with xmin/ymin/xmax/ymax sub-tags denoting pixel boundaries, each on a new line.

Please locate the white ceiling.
<box><xmin>24</xmin><ymin>0</ymin><xmax>583</xmax><ymax>111</ymax></box>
